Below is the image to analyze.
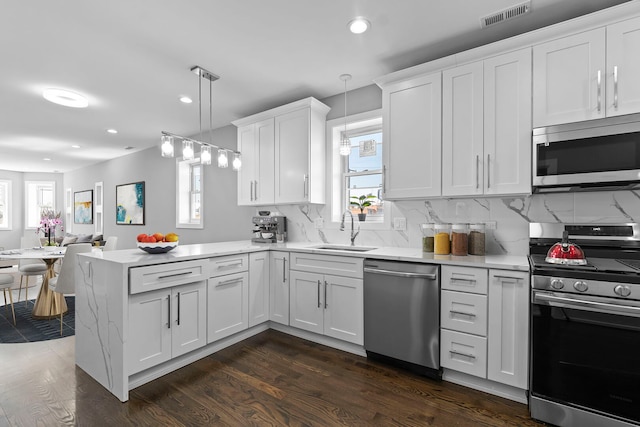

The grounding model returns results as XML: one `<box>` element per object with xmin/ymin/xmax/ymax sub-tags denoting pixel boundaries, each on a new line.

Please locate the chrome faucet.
<box><xmin>340</xmin><ymin>210</ymin><xmax>360</xmax><ymax>246</ymax></box>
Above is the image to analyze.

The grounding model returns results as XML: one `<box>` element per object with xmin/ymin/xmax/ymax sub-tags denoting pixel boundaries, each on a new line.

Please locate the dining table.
<box><xmin>0</xmin><ymin>247</ymin><xmax>67</xmax><ymax>319</ymax></box>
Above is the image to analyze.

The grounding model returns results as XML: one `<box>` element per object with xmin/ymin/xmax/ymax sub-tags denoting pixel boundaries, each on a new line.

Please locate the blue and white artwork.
<box><xmin>116</xmin><ymin>182</ymin><xmax>145</xmax><ymax>225</ymax></box>
<box><xmin>74</xmin><ymin>190</ymin><xmax>93</xmax><ymax>224</ymax></box>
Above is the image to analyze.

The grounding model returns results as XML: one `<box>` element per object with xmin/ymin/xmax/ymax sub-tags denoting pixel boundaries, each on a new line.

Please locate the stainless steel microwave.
<box><xmin>533</xmin><ymin>113</ymin><xmax>640</xmax><ymax>193</ymax></box>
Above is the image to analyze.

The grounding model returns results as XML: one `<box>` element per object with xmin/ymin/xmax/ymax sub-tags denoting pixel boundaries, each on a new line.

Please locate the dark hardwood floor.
<box><xmin>0</xmin><ymin>330</ymin><xmax>541</xmax><ymax>426</ymax></box>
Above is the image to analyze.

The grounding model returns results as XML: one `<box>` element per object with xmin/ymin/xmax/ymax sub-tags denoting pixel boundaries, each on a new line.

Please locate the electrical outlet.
<box><xmin>314</xmin><ymin>218</ymin><xmax>324</xmax><ymax>229</ymax></box>
<box><xmin>485</xmin><ymin>220</ymin><xmax>497</xmax><ymax>230</ymax></box>
<box><xmin>393</xmin><ymin>217</ymin><xmax>407</xmax><ymax>231</ymax></box>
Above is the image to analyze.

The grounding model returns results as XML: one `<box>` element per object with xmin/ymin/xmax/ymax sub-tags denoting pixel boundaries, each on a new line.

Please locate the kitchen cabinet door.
<box><xmin>442</xmin><ymin>61</ymin><xmax>484</xmax><ymax>196</ymax></box>
<box><xmin>323</xmin><ymin>274</ymin><xmax>363</xmax><ymax>345</ymax></box>
<box><xmin>171</xmin><ymin>281</ymin><xmax>207</xmax><ymax>358</ymax></box>
<box><xmin>237</xmin><ymin>119</ymin><xmax>275</xmax><ymax>206</ymax></box>
<box><xmin>487</xmin><ymin>270</ymin><xmax>529</xmax><ymax>389</ymax></box>
<box><xmin>207</xmin><ymin>271</ymin><xmax>249</xmax><ymax>343</ymax></box>
<box><xmin>129</xmin><ymin>288</ymin><xmax>172</xmax><ymax>374</ymax></box>
<box><xmin>382</xmin><ymin>72</ymin><xmax>442</xmax><ymax>199</ymax></box>
<box><xmin>269</xmin><ymin>251</ymin><xmax>289</xmax><ymax>325</ymax></box>
<box><xmin>249</xmin><ymin>252</ymin><xmax>270</xmax><ymax>327</ymax></box>
<box><xmin>289</xmin><ymin>270</ymin><xmax>324</xmax><ymax>334</ymax></box>
<box><xmin>533</xmin><ymin>28</ymin><xmax>606</xmax><ymax>127</ymax></box>
<box><xmin>606</xmin><ymin>17</ymin><xmax>640</xmax><ymax>117</ymax></box>
<box><xmin>483</xmin><ymin>48</ymin><xmax>532</xmax><ymax>195</ymax></box>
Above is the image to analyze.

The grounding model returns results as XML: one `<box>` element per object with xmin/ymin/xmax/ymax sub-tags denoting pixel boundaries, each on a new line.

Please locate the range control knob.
<box><xmin>614</xmin><ymin>285</ymin><xmax>631</xmax><ymax>297</ymax></box>
<box><xmin>573</xmin><ymin>281</ymin><xmax>588</xmax><ymax>292</ymax></box>
<box><xmin>550</xmin><ymin>279</ymin><xmax>564</xmax><ymax>290</ymax></box>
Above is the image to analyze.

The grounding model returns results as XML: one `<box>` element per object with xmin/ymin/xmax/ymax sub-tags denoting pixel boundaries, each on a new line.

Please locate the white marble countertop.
<box><xmin>81</xmin><ymin>240</ymin><xmax>530</xmax><ymax>271</ymax></box>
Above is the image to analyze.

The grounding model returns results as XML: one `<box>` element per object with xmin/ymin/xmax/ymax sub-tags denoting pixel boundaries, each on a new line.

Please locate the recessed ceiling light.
<box><xmin>107</xmin><ymin>129</ymin><xmax>118</xmax><ymax>134</ymax></box>
<box><xmin>42</xmin><ymin>88</ymin><xmax>89</xmax><ymax>108</ymax></box>
<box><xmin>348</xmin><ymin>17</ymin><xmax>370</xmax><ymax>34</ymax></box>
<box><xmin>71</xmin><ymin>145</ymin><xmax>81</xmax><ymax>148</ymax></box>
<box><xmin>180</xmin><ymin>96</ymin><xmax>193</xmax><ymax>104</ymax></box>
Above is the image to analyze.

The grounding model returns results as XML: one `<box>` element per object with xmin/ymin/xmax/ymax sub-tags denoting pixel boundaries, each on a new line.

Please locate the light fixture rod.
<box><xmin>161</xmin><ymin>131</ymin><xmax>240</xmax><ymax>155</ymax></box>
<box><xmin>190</xmin><ymin>65</ymin><xmax>220</xmax><ymax>82</ymax></box>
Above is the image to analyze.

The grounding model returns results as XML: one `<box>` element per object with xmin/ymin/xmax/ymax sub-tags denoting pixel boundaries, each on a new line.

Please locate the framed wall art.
<box><xmin>74</xmin><ymin>190</ymin><xmax>93</xmax><ymax>224</ymax></box>
<box><xmin>116</xmin><ymin>181</ymin><xmax>145</xmax><ymax>225</ymax></box>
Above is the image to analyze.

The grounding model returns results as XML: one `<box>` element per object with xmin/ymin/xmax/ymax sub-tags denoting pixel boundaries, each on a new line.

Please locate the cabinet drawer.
<box><xmin>290</xmin><ymin>252</ymin><xmax>363</xmax><ymax>279</ymax></box>
<box><xmin>441</xmin><ymin>329</ymin><xmax>487</xmax><ymax>378</ymax></box>
<box><xmin>441</xmin><ymin>266</ymin><xmax>488</xmax><ymax>294</ymax></box>
<box><xmin>441</xmin><ymin>290</ymin><xmax>487</xmax><ymax>336</ymax></box>
<box><xmin>129</xmin><ymin>260</ymin><xmax>208</xmax><ymax>294</ymax></box>
<box><xmin>209</xmin><ymin>254</ymin><xmax>249</xmax><ymax>277</ymax></box>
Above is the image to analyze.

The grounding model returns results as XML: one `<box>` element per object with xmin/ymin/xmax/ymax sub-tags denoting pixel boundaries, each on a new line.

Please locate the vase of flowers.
<box><xmin>37</xmin><ymin>209</ymin><xmax>63</xmax><ymax>246</ymax></box>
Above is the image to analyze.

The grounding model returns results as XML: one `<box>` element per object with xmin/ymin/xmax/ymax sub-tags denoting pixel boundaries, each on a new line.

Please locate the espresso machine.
<box><xmin>251</xmin><ymin>215</ymin><xmax>287</xmax><ymax>243</ymax></box>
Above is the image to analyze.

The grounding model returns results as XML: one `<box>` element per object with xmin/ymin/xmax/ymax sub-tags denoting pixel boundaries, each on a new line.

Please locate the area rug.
<box><xmin>0</xmin><ymin>296</ymin><xmax>75</xmax><ymax>343</ymax></box>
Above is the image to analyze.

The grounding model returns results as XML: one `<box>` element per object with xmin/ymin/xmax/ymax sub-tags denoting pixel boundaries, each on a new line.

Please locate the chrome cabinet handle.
<box><xmin>382</xmin><ymin>165</ymin><xmax>387</xmax><ymax>195</ymax></box>
<box><xmin>317</xmin><ymin>280</ymin><xmax>321</xmax><ymax>308</ymax></box>
<box><xmin>167</xmin><ymin>295</ymin><xmax>171</xmax><ymax>329</ymax></box>
<box><xmin>324</xmin><ymin>280</ymin><xmax>328</xmax><ymax>309</ymax></box>
<box><xmin>614</xmin><ymin>65</ymin><xmax>618</xmax><ymax>109</ymax></box>
<box><xmin>216</xmin><ymin>277</ymin><xmax>242</xmax><ymax>287</ymax></box>
<box><xmin>597</xmin><ymin>70</ymin><xmax>602</xmax><ymax>113</ymax></box>
<box><xmin>216</xmin><ymin>262</ymin><xmax>243</xmax><ymax>270</ymax></box>
<box><xmin>303</xmin><ymin>174</ymin><xmax>309</xmax><ymax>198</ymax></box>
<box><xmin>449</xmin><ymin>310</ymin><xmax>476</xmax><ymax>318</ymax></box>
<box><xmin>449</xmin><ymin>350</ymin><xmax>476</xmax><ymax>359</ymax></box>
<box><xmin>176</xmin><ymin>292</ymin><xmax>181</xmax><ymax>326</ymax></box>
<box><xmin>254</xmin><ymin>180</ymin><xmax>258</xmax><ymax>201</ymax></box>
<box><xmin>486</xmin><ymin>154</ymin><xmax>491</xmax><ymax>189</ymax></box>
<box><xmin>476</xmin><ymin>155</ymin><xmax>479</xmax><ymax>189</ymax></box>
<box><xmin>250</xmin><ymin>181</ymin><xmax>254</xmax><ymax>201</ymax></box>
<box><xmin>158</xmin><ymin>271</ymin><xmax>191</xmax><ymax>280</ymax></box>
<box><xmin>282</xmin><ymin>257</ymin><xmax>286</xmax><ymax>283</ymax></box>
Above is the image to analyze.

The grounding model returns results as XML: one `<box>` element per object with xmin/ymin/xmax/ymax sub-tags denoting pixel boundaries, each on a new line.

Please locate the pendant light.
<box><xmin>339</xmin><ymin>74</ymin><xmax>352</xmax><ymax>156</ymax></box>
<box><xmin>160</xmin><ymin>65</ymin><xmax>241</xmax><ymax>170</ymax></box>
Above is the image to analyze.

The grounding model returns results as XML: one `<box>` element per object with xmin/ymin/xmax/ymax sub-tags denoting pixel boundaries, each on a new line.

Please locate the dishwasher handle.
<box><xmin>364</xmin><ymin>267</ymin><xmax>437</xmax><ymax>280</ymax></box>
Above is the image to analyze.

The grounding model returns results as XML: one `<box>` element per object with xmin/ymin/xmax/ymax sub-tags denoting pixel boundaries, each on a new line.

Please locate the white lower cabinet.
<box><xmin>269</xmin><ymin>251</ymin><xmax>289</xmax><ymax>325</ymax></box>
<box><xmin>440</xmin><ymin>265</ymin><xmax>528</xmax><ymax>390</ymax></box>
<box><xmin>207</xmin><ymin>254</ymin><xmax>250</xmax><ymax>343</ymax></box>
<box><xmin>289</xmin><ymin>253</ymin><xmax>363</xmax><ymax>345</ymax></box>
<box><xmin>129</xmin><ymin>281</ymin><xmax>207</xmax><ymax>375</ymax></box>
<box><xmin>249</xmin><ymin>252</ymin><xmax>270</xmax><ymax>327</ymax></box>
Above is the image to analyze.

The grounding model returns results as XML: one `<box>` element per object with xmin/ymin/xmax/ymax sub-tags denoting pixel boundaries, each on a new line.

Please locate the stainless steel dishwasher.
<box><xmin>363</xmin><ymin>259</ymin><xmax>441</xmax><ymax>379</ymax></box>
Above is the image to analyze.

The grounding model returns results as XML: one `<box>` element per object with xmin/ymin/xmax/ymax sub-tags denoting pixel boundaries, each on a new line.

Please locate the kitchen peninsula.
<box><xmin>74</xmin><ymin>241</ymin><xmax>528</xmax><ymax>402</ymax></box>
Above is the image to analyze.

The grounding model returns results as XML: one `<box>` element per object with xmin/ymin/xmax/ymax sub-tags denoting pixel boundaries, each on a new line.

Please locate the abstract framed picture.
<box><xmin>74</xmin><ymin>190</ymin><xmax>93</xmax><ymax>224</ymax></box>
<box><xmin>116</xmin><ymin>181</ymin><xmax>145</xmax><ymax>225</ymax></box>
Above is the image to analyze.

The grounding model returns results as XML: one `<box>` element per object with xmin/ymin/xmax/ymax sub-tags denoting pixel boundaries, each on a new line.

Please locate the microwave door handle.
<box><xmin>534</xmin><ymin>292</ymin><xmax>640</xmax><ymax>318</ymax></box>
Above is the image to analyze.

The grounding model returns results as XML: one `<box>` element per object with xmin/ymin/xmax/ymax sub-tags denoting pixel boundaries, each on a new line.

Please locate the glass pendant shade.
<box><xmin>182</xmin><ymin>140</ymin><xmax>194</xmax><ymax>160</ymax></box>
<box><xmin>339</xmin><ymin>74</ymin><xmax>352</xmax><ymax>156</ymax></box>
<box><xmin>217</xmin><ymin>148</ymin><xmax>228</xmax><ymax>168</ymax></box>
<box><xmin>200</xmin><ymin>145</ymin><xmax>212</xmax><ymax>165</ymax></box>
<box><xmin>232</xmin><ymin>153</ymin><xmax>242</xmax><ymax>171</ymax></box>
<box><xmin>339</xmin><ymin>136</ymin><xmax>351</xmax><ymax>156</ymax></box>
<box><xmin>161</xmin><ymin>135</ymin><xmax>174</xmax><ymax>157</ymax></box>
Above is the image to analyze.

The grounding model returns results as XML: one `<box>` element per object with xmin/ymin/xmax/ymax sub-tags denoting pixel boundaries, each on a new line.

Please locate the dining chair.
<box><xmin>0</xmin><ymin>273</ymin><xmax>17</xmax><ymax>325</ymax></box>
<box><xmin>48</xmin><ymin>243</ymin><xmax>91</xmax><ymax>335</ymax></box>
<box><xmin>18</xmin><ymin>236</ymin><xmax>48</xmax><ymax>306</ymax></box>
<box><xmin>103</xmin><ymin>236</ymin><xmax>118</xmax><ymax>251</ymax></box>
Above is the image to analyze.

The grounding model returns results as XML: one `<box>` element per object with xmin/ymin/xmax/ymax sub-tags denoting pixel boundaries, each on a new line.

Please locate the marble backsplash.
<box><xmin>262</xmin><ymin>190</ymin><xmax>640</xmax><ymax>256</ymax></box>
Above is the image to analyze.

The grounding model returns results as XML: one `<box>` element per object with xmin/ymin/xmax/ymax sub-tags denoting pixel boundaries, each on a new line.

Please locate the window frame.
<box><xmin>0</xmin><ymin>180</ymin><xmax>11</xmax><ymax>230</ymax></box>
<box><xmin>24</xmin><ymin>180</ymin><xmax>56</xmax><ymax>229</ymax></box>
<box><xmin>326</xmin><ymin>109</ymin><xmax>390</xmax><ymax>231</ymax></box>
<box><xmin>176</xmin><ymin>158</ymin><xmax>204</xmax><ymax>229</ymax></box>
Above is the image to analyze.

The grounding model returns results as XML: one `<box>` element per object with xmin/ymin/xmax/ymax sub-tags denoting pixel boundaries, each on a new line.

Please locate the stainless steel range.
<box><xmin>529</xmin><ymin>223</ymin><xmax>640</xmax><ymax>427</ymax></box>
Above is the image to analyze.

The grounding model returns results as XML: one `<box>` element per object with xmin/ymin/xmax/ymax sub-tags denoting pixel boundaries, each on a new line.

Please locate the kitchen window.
<box><xmin>25</xmin><ymin>180</ymin><xmax>55</xmax><ymax>229</ymax></box>
<box><xmin>176</xmin><ymin>159</ymin><xmax>203</xmax><ymax>228</ymax></box>
<box><xmin>327</xmin><ymin>109</ymin><xmax>388</xmax><ymax>228</ymax></box>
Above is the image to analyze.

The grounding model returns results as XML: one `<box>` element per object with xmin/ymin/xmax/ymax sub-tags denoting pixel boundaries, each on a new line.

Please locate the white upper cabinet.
<box><xmin>606</xmin><ymin>17</ymin><xmax>640</xmax><ymax>117</ymax></box>
<box><xmin>236</xmin><ymin>119</ymin><xmax>275</xmax><ymax>206</ymax></box>
<box><xmin>442</xmin><ymin>48</ymin><xmax>531</xmax><ymax>197</ymax></box>
<box><xmin>233</xmin><ymin>97</ymin><xmax>330</xmax><ymax>206</ymax></box>
<box><xmin>382</xmin><ymin>72</ymin><xmax>442</xmax><ymax>199</ymax></box>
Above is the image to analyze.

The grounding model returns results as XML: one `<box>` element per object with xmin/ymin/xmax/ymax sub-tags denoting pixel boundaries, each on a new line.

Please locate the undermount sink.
<box><xmin>312</xmin><ymin>245</ymin><xmax>377</xmax><ymax>252</ymax></box>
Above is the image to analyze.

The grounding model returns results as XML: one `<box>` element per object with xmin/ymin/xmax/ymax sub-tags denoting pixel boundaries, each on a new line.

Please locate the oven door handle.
<box><xmin>533</xmin><ymin>291</ymin><xmax>640</xmax><ymax>318</ymax></box>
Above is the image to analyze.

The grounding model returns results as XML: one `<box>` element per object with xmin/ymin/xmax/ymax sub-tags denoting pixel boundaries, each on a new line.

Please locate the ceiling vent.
<box><xmin>481</xmin><ymin>1</ymin><xmax>531</xmax><ymax>28</ymax></box>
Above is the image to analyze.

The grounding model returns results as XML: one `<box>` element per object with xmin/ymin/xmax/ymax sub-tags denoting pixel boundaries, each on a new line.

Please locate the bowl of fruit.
<box><xmin>136</xmin><ymin>232</ymin><xmax>179</xmax><ymax>254</ymax></box>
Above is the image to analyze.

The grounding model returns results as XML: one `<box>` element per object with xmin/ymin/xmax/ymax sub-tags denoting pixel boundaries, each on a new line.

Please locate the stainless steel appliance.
<box><xmin>533</xmin><ymin>112</ymin><xmax>640</xmax><ymax>193</ymax></box>
<box><xmin>251</xmin><ymin>215</ymin><xmax>286</xmax><ymax>243</ymax></box>
<box><xmin>529</xmin><ymin>223</ymin><xmax>640</xmax><ymax>427</ymax></box>
<box><xmin>363</xmin><ymin>259</ymin><xmax>441</xmax><ymax>379</ymax></box>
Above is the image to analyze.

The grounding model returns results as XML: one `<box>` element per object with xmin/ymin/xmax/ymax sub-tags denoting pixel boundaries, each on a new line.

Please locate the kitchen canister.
<box><xmin>468</xmin><ymin>223</ymin><xmax>486</xmax><ymax>255</ymax></box>
<box><xmin>451</xmin><ymin>223</ymin><xmax>469</xmax><ymax>256</ymax></box>
<box><xmin>434</xmin><ymin>223</ymin><xmax>451</xmax><ymax>255</ymax></box>
<box><xmin>420</xmin><ymin>223</ymin><xmax>435</xmax><ymax>252</ymax></box>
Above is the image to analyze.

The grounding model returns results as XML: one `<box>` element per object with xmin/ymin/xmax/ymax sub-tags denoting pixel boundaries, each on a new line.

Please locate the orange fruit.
<box><xmin>136</xmin><ymin>233</ymin><xmax>147</xmax><ymax>242</ymax></box>
<box><xmin>153</xmin><ymin>233</ymin><xmax>164</xmax><ymax>242</ymax></box>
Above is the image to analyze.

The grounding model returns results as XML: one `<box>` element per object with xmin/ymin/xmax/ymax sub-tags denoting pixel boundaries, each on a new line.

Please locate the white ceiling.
<box><xmin>0</xmin><ymin>0</ymin><xmax>631</xmax><ymax>173</ymax></box>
